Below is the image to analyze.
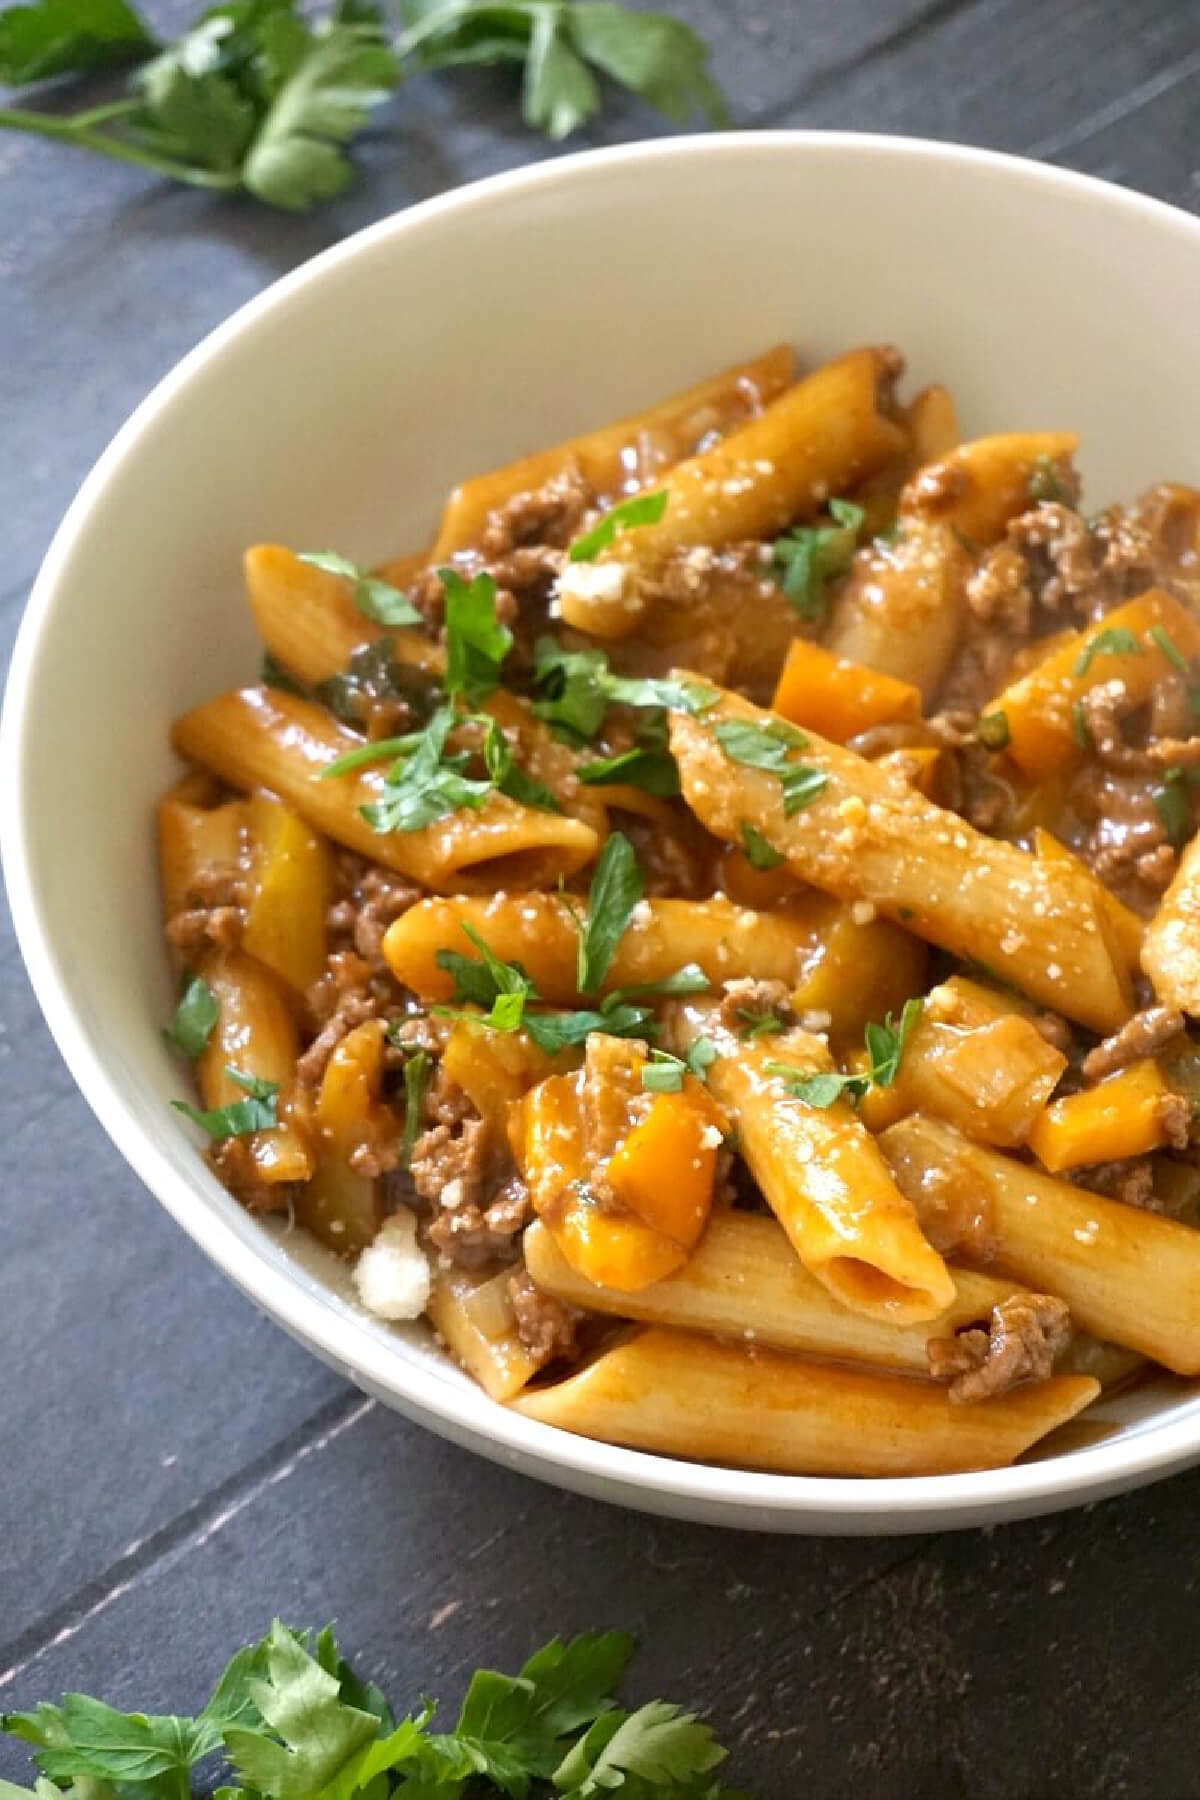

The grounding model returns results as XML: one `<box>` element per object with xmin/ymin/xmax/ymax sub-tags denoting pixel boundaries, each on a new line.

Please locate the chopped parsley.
<box><xmin>977</xmin><ymin>711</ymin><xmax>1011</xmax><ymax>751</ymax></box>
<box><xmin>577</xmin><ymin>745</ymin><xmax>681</xmax><ymax>796</ymax></box>
<box><xmin>315</xmin><ymin>637</ymin><xmax>438</xmax><ymax>732</ymax></box>
<box><xmin>1074</xmin><ymin>626</ymin><xmax>1143</xmax><ymax>678</ymax></box>
<box><xmin>172</xmin><ymin>1067</ymin><xmax>280</xmax><ymax>1138</ymax></box>
<box><xmin>1154</xmin><ymin>768</ymin><xmax>1194</xmax><ymax>850</ymax></box>
<box><xmin>354</xmin><ymin>706</ymin><xmax>495</xmax><ymax>834</ymax></box>
<box><xmin>640</xmin><ymin>1038</ymin><xmax>718</xmax><ymax>1092</ymax></box>
<box><xmin>576</xmin><ymin>832</ymin><xmax>643</xmax><ymax>994</ymax></box>
<box><xmin>739</xmin><ymin>821</ymin><xmax>785</xmax><ymax>870</ymax></box>
<box><xmin>567</xmin><ymin>488</ymin><xmax>668</xmax><ymax>562</ymax></box>
<box><xmin>441</xmin><ymin>568</ymin><xmax>513</xmax><ymax>703</ymax></box>
<box><xmin>400</xmin><ymin>1048</ymin><xmax>432</xmax><ymax>1168</ymax></box>
<box><xmin>530</xmin><ymin>637</ymin><xmax>716</xmax><ymax>745</ymax></box>
<box><xmin>737</xmin><ymin>1008</ymin><xmax>786</xmax><ymax>1039</ymax></box>
<box><xmin>298</xmin><ymin>551</ymin><xmax>423</xmax><ymax>627</ymax></box>
<box><xmin>769</xmin><ymin>497</ymin><xmax>865</xmax><ymax>620</ymax></box>
<box><xmin>1028</xmin><ymin>455</ymin><xmax>1073</xmax><ymax>504</ymax></box>
<box><xmin>164</xmin><ymin>974</ymin><xmax>219</xmax><ymax>1059</ymax></box>
<box><xmin>1072</xmin><ymin>700</ymin><xmax>1092</xmax><ymax>748</ymax></box>
<box><xmin>765</xmin><ymin>997</ymin><xmax>924</xmax><ymax>1109</ymax></box>
<box><xmin>1147</xmin><ymin>623</ymin><xmax>1191</xmax><ymax>673</ymax></box>
<box><xmin>714</xmin><ymin>718</ymin><xmax>829</xmax><ymax>816</ymax></box>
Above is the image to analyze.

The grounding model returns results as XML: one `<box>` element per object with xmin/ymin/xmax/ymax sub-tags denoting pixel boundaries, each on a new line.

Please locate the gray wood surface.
<box><xmin>2</xmin><ymin>4</ymin><xmax>1200</xmax><ymax>1794</ymax></box>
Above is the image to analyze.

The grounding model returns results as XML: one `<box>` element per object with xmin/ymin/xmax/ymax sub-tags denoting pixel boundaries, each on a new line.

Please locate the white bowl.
<box><xmin>6</xmin><ymin>132</ymin><xmax>1200</xmax><ymax>1534</ymax></box>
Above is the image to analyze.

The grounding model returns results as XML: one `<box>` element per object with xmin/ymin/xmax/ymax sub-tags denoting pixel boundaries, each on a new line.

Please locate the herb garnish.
<box><xmin>530</xmin><ymin>638</ymin><xmax>716</xmax><ymax>745</ymax></box>
<box><xmin>1072</xmin><ymin>700</ymin><xmax>1091</xmax><ymax>748</ymax></box>
<box><xmin>714</xmin><ymin>718</ymin><xmax>829</xmax><ymax>816</ymax></box>
<box><xmin>577</xmin><ymin>745</ymin><xmax>680</xmax><ymax>797</ymax></box>
<box><xmin>977</xmin><ymin>712</ymin><xmax>1011</xmax><ymax>751</ymax></box>
<box><xmin>172</xmin><ymin>1067</ymin><xmax>280</xmax><ymax>1138</ymax></box>
<box><xmin>769</xmin><ymin>497</ymin><xmax>865</xmax><ymax>619</ymax></box>
<box><xmin>299</xmin><ymin>552</ymin><xmax>423</xmax><ymax>628</ymax></box>
<box><xmin>1147</xmin><ymin>624</ymin><xmax>1191</xmax><ymax>673</ymax></box>
<box><xmin>738</xmin><ymin>821</ymin><xmax>784</xmax><ymax>870</ymax></box>
<box><xmin>640</xmin><ymin>1038</ymin><xmax>718</xmax><ymax>1092</ymax></box>
<box><xmin>1154</xmin><ymin>768</ymin><xmax>1194</xmax><ymax>851</ymax></box>
<box><xmin>165</xmin><ymin>974</ymin><xmax>219</xmax><ymax>1059</ymax></box>
<box><xmin>0</xmin><ymin>1</ymin><xmax>724</xmax><ymax>210</ymax></box>
<box><xmin>399</xmin><ymin>1048</ymin><xmax>432</xmax><ymax>1168</ymax></box>
<box><xmin>315</xmin><ymin>639</ymin><xmax>438</xmax><ymax>734</ymax></box>
<box><xmin>576</xmin><ymin>833</ymin><xmax>642</xmax><ymax>994</ymax></box>
<box><xmin>1073</xmin><ymin>627</ymin><xmax>1143</xmax><ymax>678</ymax></box>
<box><xmin>0</xmin><ymin>1617</ymin><xmax>741</xmax><ymax>1800</ymax></box>
<box><xmin>1028</xmin><ymin>455</ymin><xmax>1072</xmax><ymax>504</ymax></box>
<box><xmin>765</xmin><ymin>997</ymin><xmax>924</xmax><ymax>1109</ymax></box>
<box><xmin>441</xmin><ymin>568</ymin><xmax>513</xmax><ymax>704</ymax></box>
<box><xmin>567</xmin><ymin>489</ymin><xmax>669</xmax><ymax>562</ymax></box>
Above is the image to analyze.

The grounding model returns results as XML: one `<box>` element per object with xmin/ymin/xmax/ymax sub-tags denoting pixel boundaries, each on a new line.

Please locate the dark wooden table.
<box><xmin>3</xmin><ymin>6</ymin><xmax>1200</xmax><ymax>1795</ymax></box>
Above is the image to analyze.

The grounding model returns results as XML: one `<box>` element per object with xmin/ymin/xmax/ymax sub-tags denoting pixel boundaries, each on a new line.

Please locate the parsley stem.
<box><xmin>0</xmin><ymin>107</ymin><xmax>241</xmax><ymax>190</ymax></box>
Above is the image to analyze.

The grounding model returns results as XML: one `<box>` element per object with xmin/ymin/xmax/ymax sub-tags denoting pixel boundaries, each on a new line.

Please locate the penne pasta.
<box><xmin>904</xmin><ymin>383</ymin><xmax>960</xmax><ymax>463</ymax></box>
<box><xmin>427</xmin><ymin>1266</ymin><xmax>547</xmax><ymax>1401</ymax></box>
<box><xmin>556</xmin><ymin>347</ymin><xmax>907</xmax><ymax>639</ymax></box>
<box><xmin>672</xmin><ymin>1006</ymin><xmax>956</xmax><ymax>1324</ymax></box>
<box><xmin>157</xmin><ymin>788</ymin><xmax>245</xmax><ymax>928</ymax></box>
<box><xmin>383</xmin><ymin>892</ymin><xmax>819</xmax><ymax>1005</ymax></box>
<box><xmin>195</xmin><ymin>949</ymin><xmax>313</xmax><ymax>1188</ymax></box>
<box><xmin>431</xmin><ymin>345</ymin><xmax>797</xmax><ymax>559</ymax></box>
<box><xmin>881</xmin><ymin>1113</ymin><xmax>1200</xmax><ymax>1373</ymax></box>
<box><xmin>1143</xmin><ymin>832</ymin><xmax>1200</xmax><ymax>1017</ymax></box>
<box><xmin>825</xmin><ymin>520</ymin><xmax>973</xmax><ymax>703</ymax></box>
<box><xmin>897</xmin><ymin>431</ymin><xmax>1079</xmax><ymax>544</ymax></box>
<box><xmin>514</xmin><ymin>1327</ymin><xmax>1099</xmax><ymax>1477</ymax></box>
<box><xmin>246</xmin><ymin>544</ymin><xmax>440</xmax><ymax>685</ymax></box>
<box><xmin>523</xmin><ymin>1216</ymin><xmax>1043</xmax><ymax>1374</ymax></box>
<box><xmin>171</xmin><ymin>686</ymin><xmax>601</xmax><ymax>893</ymax></box>
<box><xmin>668</xmin><ymin>683</ymin><xmax>1135</xmax><ymax>1032</ymax></box>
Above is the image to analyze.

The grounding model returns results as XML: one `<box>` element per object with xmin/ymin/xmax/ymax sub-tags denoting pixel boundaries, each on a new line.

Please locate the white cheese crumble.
<box><xmin>554</xmin><ymin>561</ymin><xmax>628</xmax><ymax>608</ymax></box>
<box><xmin>353</xmin><ymin>1208</ymin><xmax>431</xmax><ymax>1322</ymax></box>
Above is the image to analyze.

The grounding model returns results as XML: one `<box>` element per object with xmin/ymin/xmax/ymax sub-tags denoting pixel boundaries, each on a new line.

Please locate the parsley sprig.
<box><xmin>172</xmin><ymin>1067</ymin><xmax>281</xmax><ymax>1138</ymax></box>
<box><xmin>531</xmin><ymin>638</ymin><xmax>717</xmax><ymax>747</ymax></box>
<box><xmin>713</xmin><ymin>719</ymin><xmax>829</xmax><ymax>817</ymax></box>
<box><xmin>765</xmin><ymin>997</ymin><xmax>924</xmax><ymax>1109</ymax></box>
<box><xmin>0</xmin><ymin>0</ymin><xmax>724</xmax><ymax>211</ymax></box>
<box><xmin>1073</xmin><ymin>626</ymin><xmax>1142</xmax><ymax>678</ymax></box>
<box><xmin>567</xmin><ymin>489</ymin><xmax>668</xmax><ymax>562</ymax></box>
<box><xmin>164</xmin><ymin>974</ymin><xmax>219</xmax><ymax>1059</ymax></box>
<box><xmin>769</xmin><ymin>497</ymin><xmax>865</xmax><ymax>620</ymax></box>
<box><xmin>299</xmin><ymin>553</ymin><xmax>423</xmax><ymax>628</ymax></box>
<box><xmin>0</xmin><ymin>1618</ymin><xmax>744</xmax><ymax>1800</ymax></box>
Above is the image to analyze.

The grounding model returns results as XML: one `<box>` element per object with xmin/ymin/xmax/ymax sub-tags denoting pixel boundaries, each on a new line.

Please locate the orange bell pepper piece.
<box><xmin>1029</xmin><ymin>1060</ymin><xmax>1177</xmax><ymax>1173</ymax></box>
<box><xmin>772</xmin><ymin>638</ymin><xmax>922</xmax><ymax>743</ymax></box>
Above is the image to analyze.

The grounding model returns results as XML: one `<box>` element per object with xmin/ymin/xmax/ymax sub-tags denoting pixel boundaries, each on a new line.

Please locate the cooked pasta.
<box><xmin>159</xmin><ymin>341</ymin><xmax>1200</xmax><ymax>1480</ymax></box>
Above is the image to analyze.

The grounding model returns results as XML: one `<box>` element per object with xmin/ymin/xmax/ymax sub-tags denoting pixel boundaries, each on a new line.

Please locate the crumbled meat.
<box><xmin>295</xmin><ymin>988</ymin><xmax>376</xmax><ymax>1090</ymax></box>
<box><xmin>718</xmin><ymin>978</ymin><xmax>792</xmax><ymax>1035</ymax></box>
<box><xmin>508</xmin><ymin>1265</ymin><xmax>579</xmax><ymax>1362</ymax></box>
<box><xmin>352</xmin><ymin>868</ymin><xmax>421</xmax><ymax>972</ymax></box>
<box><xmin>480</xmin><ymin>465</ymin><xmax>590</xmax><ymax>557</ymax></box>
<box><xmin>166</xmin><ymin>862</ymin><xmax>246</xmax><ymax>953</ymax></box>
<box><xmin>1134</xmin><ymin>843</ymin><xmax>1182</xmax><ymax>893</ymax></box>
<box><xmin>1080</xmin><ymin>1005</ymin><xmax>1185</xmax><ymax>1082</ymax></box>
<box><xmin>1078</xmin><ymin>681</ymin><xmax>1148</xmax><ymax>772</ymax></box>
<box><xmin>953</xmin><ymin>743</ymin><xmax>1021</xmax><ymax>834</ymax></box>
<box><xmin>207</xmin><ymin>1137</ymin><xmax>298</xmax><ymax>1214</ymax></box>
<box><xmin>307</xmin><ymin>948</ymin><xmax>371</xmax><ymax>1021</ymax></box>
<box><xmin>1068</xmin><ymin>759</ymin><xmax>1178</xmax><ymax>906</ymax></box>
<box><xmin>412</xmin><ymin>1115</ymin><xmax>486</xmax><ymax>1209</ymax></box>
<box><xmin>966</xmin><ymin>545</ymin><xmax>1032</xmax><ymax>634</ymax></box>
<box><xmin>1077</xmin><ymin>1157</ymin><xmax>1158</xmax><ymax>1209</ymax></box>
<box><xmin>1158</xmin><ymin>1091</ymin><xmax>1193</xmax><ymax>1152</ymax></box>
<box><xmin>384</xmin><ymin>1011</ymin><xmax>451</xmax><ymax>1068</ymax></box>
<box><xmin>927</xmin><ymin>1293</ymin><xmax>1070</xmax><ymax>1403</ymax></box>
<box><xmin>408</xmin><ymin>1068</ymin><xmax>521</xmax><ymax>1267</ymax></box>
<box><xmin>1006</xmin><ymin>501</ymin><xmax>1094</xmax><ymax>613</ymax></box>
<box><xmin>348</xmin><ymin>1128</ymin><xmax>406</xmax><ymax>1179</ymax></box>
<box><xmin>423</xmin><ymin>1159</ymin><xmax>531</xmax><ymax>1268</ymax></box>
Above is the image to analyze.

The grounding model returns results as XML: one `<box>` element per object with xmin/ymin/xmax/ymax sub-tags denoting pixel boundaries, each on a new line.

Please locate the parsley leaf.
<box><xmin>769</xmin><ymin>497</ymin><xmax>865</xmax><ymax>620</ymax></box>
<box><xmin>764</xmin><ymin>1063</ymin><xmax>866</xmax><ymax>1108</ymax></box>
<box><xmin>1072</xmin><ymin>700</ymin><xmax>1091</xmax><ymax>748</ymax></box>
<box><xmin>604</xmin><ymin>964</ymin><xmax>710</xmax><ymax>1004</ymax></box>
<box><xmin>531</xmin><ymin>637</ymin><xmax>715</xmax><ymax>744</ymax></box>
<box><xmin>1028</xmin><ymin>455</ymin><xmax>1072</xmax><ymax>504</ymax></box>
<box><xmin>552</xmin><ymin>1699</ymin><xmax>727</xmax><ymax>1798</ymax></box>
<box><xmin>576</xmin><ymin>833</ymin><xmax>642</xmax><ymax>994</ymax></box>
<box><xmin>715</xmin><ymin>719</ymin><xmax>828</xmax><ymax>815</ymax></box>
<box><xmin>298</xmin><ymin>552</ymin><xmax>423</xmax><ymax>627</ymax></box>
<box><xmin>739</xmin><ymin>821</ymin><xmax>784</xmax><ymax>870</ymax></box>
<box><xmin>224</xmin><ymin>1622</ymin><xmax>380</xmax><ymax>1800</ymax></box>
<box><xmin>1147</xmin><ymin>623</ymin><xmax>1191</xmax><ymax>673</ymax></box>
<box><xmin>172</xmin><ymin>1068</ymin><xmax>279</xmax><ymax>1138</ymax></box>
<box><xmin>567</xmin><ymin>489</ymin><xmax>668</xmax><ymax>562</ymax></box>
<box><xmin>437</xmin><ymin>921</ymin><xmax>538</xmax><ymax>1025</ymax></box>
<box><xmin>400</xmin><ymin>1048</ymin><xmax>432</xmax><ymax>1168</ymax></box>
<box><xmin>640</xmin><ymin>1038</ymin><xmax>717</xmax><ymax>1093</ymax></box>
<box><xmin>441</xmin><ymin>568</ymin><xmax>513</xmax><ymax>704</ymax></box>
<box><xmin>1074</xmin><ymin>626</ymin><xmax>1143</xmax><ymax>677</ymax></box>
<box><xmin>358</xmin><ymin>706</ymin><xmax>495</xmax><ymax>834</ymax></box>
<box><xmin>240</xmin><ymin>25</ymin><xmax>400</xmax><ymax>210</ymax></box>
<box><xmin>315</xmin><ymin>638</ymin><xmax>438</xmax><ymax>733</ymax></box>
<box><xmin>863</xmin><ymin>996</ymin><xmax>924</xmax><ymax>1087</ymax></box>
<box><xmin>779</xmin><ymin>766</ymin><xmax>830</xmax><ymax>816</ymax></box>
<box><xmin>1154</xmin><ymin>769</ymin><xmax>1194</xmax><ymax>851</ymax></box>
<box><xmin>577</xmin><ymin>745</ymin><xmax>680</xmax><ymax>796</ymax></box>
<box><xmin>0</xmin><ymin>0</ymin><xmax>154</xmax><ymax>84</ymax></box>
<box><xmin>165</xmin><ymin>974</ymin><xmax>219</xmax><ymax>1059</ymax></box>
<box><xmin>522</xmin><ymin>1002</ymin><xmax>654</xmax><ymax>1055</ymax></box>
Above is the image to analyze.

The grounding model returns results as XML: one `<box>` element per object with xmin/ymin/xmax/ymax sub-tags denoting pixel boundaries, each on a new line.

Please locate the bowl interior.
<box><xmin>8</xmin><ymin>133</ymin><xmax>1200</xmax><ymax>1529</ymax></box>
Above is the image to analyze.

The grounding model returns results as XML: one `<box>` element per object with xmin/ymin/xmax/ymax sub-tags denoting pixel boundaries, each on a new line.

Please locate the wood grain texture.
<box><xmin>2</xmin><ymin>1</ymin><xmax>1200</xmax><ymax>1794</ymax></box>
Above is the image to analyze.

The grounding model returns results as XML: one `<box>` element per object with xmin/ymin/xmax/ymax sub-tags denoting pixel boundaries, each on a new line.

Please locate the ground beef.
<box><xmin>718</xmin><ymin>978</ymin><xmax>792</xmax><ymax>1035</ymax></box>
<box><xmin>1069</xmin><ymin>761</ymin><xmax>1179</xmax><ymax>903</ymax></box>
<box><xmin>207</xmin><ymin>1137</ymin><xmax>298</xmax><ymax>1214</ymax></box>
<box><xmin>166</xmin><ymin>862</ymin><xmax>245</xmax><ymax>953</ymax></box>
<box><xmin>1158</xmin><ymin>1092</ymin><xmax>1193</xmax><ymax>1152</ymax></box>
<box><xmin>966</xmin><ymin>545</ymin><xmax>1032</xmax><ymax>635</ymax></box>
<box><xmin>307</xmin><ymin>949</ymin><xmax>372</xmax><ymax>1022</ymax></box>
<box><xmin>1080</xmin><ymin>1005</ymin><xmax>1185</xmax><ymax>1082</ymax></box>
<box><xmin>350</xmin><ymin>868</ymin><xmax>421</xmax><ymax>972</ymax></box>
<box><xmin>508</xmin><ymin>1265</ymin><xmax>579</xmax><ymax>1362</ymax></box>
<box><xmin>1006</xmin><ymin>501</ymin><xmax>1094</xmax><ymax>613</ymax></box>
<box><xmin>1032</xmin><ymin>1010</ymin><xmax>1075</xmax><ymax>1055</ymax></box>
<box><xmin>480</xmin><ymin>465</ymin><xmax>590</xmax><ymax>557</ymax></box>
<box><xmin>1076</xmin><ymin>1157</ymin><xmax>1158</xmax><ymax>1210</ymax></box>
<box><xmin>424</xmin><ymin>1162</ymin><xmax>530</xmax><ymax>1268</ymax></box>
<box><xmin>295</xmin><ymin>987</ymin><xmax>377</xmax><ymax>1091</ymax></box>
<box><xmin>927</xmin><ymin>1293</ymin><xmax>1070</xmax><ymax>1404</ymax></box>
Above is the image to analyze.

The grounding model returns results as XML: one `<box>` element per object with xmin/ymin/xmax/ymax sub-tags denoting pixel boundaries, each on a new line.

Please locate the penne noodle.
<box><xmin>904</xmin><ymin>384</ymin><xmax>960</xmax><ymax>463</ymax></box>
<box><xmin>556</xmin><ymin>348</ymin><xmax>907</xmax><ymax>640</ymax></box>
<box><xmin>790</xmin><ymin>892</ymin><xmax>929</xmax><ymax>1043</ymax></box>
<box><xmin>246</xmin><ymin>544</ymin><xmax>441</xmax><ymax>685</ymax></box>
<box><xmin>431</xmin><ymin>345</ymin><xmax>797</xmax><ymax>559</ymax></box>
<box><xmin>523</xmin><ymin>1216</ymin><xmax>1043</xmax><ymax>1374</ymax></box>
<box><xmin>195</xmin><ymin>949</ymin><xmax>313</xmax><ymax>1187</ymax></box>
<box><xmin>825</xmin><ymin>520</ymin><xmax>973</xmax><ymax>703</ymax></box>
<box><xmin>1032</xmin><ymin>828</ymin><xmax>1144</xmax><ymax>970</ymax></box>
<box><xmin>672</xmin><ymin>1005</ymin><xmax>956</xmax><ymax>1324</ymax></box>
<box><xmin>881</xmin><ymin>1113</ymin><xmax>1200</xmax><ymax>1373</ymax></box>
<box><xmin>1143</xmin><ymin>832</ymin><xmax>1200</xmax><ymax>1017</ymax></box>
<box><xmin>383</xmin><ymin>892</ymin><xmax>819</xmax><ymax>1005</ymax></box>
<box><xmin>668</xmin><ymin>683</ymin><xmax>1135</xmax><ymax>1032</ymax></box>
<box><xmin>171</xmin><ymin>687</ymin><xmax>600</xmax><ymax>893</ymax></box>
<box><xmin>427</xmin><ymin>1266</ymin><xmax>547</xmax><ymax>1401</ymax></box>
<box><xmin>898</xmin><ymin>431</ymin><xmax>1079</xmax><ymax>545</ymax></box>
<box><xmin>514</xmin><ymin>1327</ymin><xmax>1100</xmax><ymax>1477</ymax></box>
<box><xmin>157</xmin><ymin>789</ymin><xmax>245</xmax><ymax>928</ymax></box>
